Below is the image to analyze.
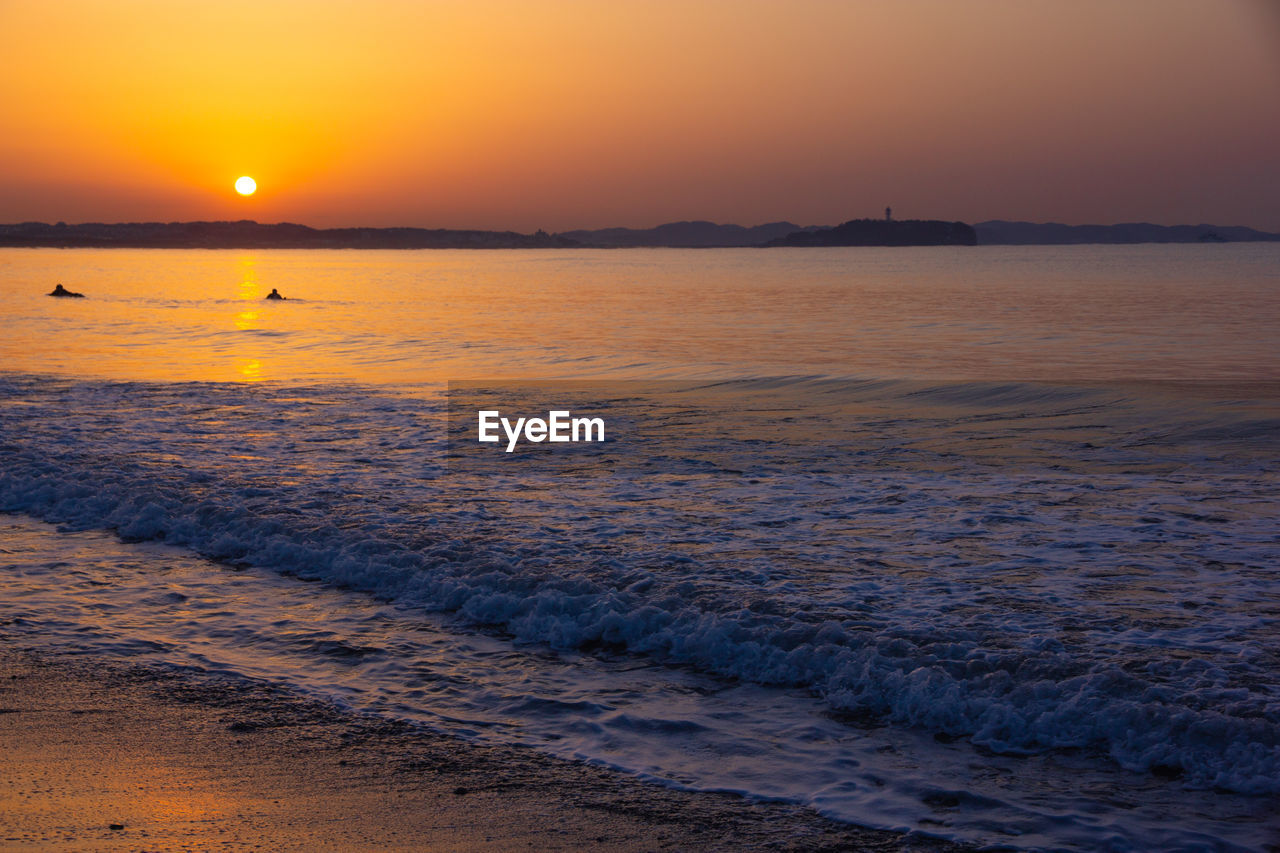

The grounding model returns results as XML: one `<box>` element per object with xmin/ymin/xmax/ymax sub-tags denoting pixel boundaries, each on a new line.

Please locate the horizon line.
<box><xmin>3</xmin><ymin>216</ymin><xmax>1278</xmax><ymax>235</ymax></box>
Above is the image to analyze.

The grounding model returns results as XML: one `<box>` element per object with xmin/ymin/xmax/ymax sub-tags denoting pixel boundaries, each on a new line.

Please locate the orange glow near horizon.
<box><xmin>1</xmin><ymin>0</ymin><xmax>1278</xmax><ymax>231</ymax></box>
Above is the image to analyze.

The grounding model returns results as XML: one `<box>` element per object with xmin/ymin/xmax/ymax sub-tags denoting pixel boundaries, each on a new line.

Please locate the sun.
<box><xmin>235</xmin><ymin>176</ymin><xmax>257</xmax><ymax>196</ymax></box>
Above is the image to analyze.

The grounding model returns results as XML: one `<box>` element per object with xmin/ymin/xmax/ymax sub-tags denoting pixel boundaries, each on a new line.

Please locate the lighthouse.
<box><xmin>885</xmin><ymin>206</ymin><xmax>893</xmax><ymax>221</ymax></box>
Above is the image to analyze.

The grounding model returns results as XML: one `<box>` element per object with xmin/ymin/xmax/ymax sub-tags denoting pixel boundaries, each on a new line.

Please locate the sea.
<box><xmin>1</xmin><ymin>244</ymin><xmax>1277</xmax><ymax>851</ymax></box>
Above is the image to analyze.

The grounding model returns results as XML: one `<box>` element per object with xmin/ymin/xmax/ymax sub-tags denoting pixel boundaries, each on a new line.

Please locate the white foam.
<box><xmin>2</xmin><ymin>515</ymin><xmax>1274</xmax><ymax>852</ymax></box>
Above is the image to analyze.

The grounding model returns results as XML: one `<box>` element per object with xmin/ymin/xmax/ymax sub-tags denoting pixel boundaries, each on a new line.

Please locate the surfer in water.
<box><xmin>48</xmin><ymin>283</ymin><xmax>85</xmax><ymax>298</ymax></box>
<box><xmin>265</xmin><ymin>288</ymin><xmax>285</xmax><ymax>300</ymax></box>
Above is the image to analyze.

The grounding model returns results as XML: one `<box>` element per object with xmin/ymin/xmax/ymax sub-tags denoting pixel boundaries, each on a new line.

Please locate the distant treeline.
<box><xmin>0</xmin><ymin>220</ymin><xmax>575</xmax><ymax>249</ymax></box>
<box><xmin>2</xmin><ymin>218</ymin><xmax>1275</xmax><ymax>249</ymax></box>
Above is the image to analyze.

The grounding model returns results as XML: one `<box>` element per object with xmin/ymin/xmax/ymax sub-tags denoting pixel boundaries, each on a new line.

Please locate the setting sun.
<box><xmin>234</xmin><ymin>176</ymin><xmax>257</xmax><ymax>196</ymax></box>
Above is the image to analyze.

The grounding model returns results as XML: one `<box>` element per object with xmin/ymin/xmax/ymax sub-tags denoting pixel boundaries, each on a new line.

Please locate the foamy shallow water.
<box><xmin>1</xmin><ymin>510</ymin><xmax>1275</xmax><ymax>852</ymax></box>
<box><xmin>2</xmin><ymin>375</ymin><xmax>1277</xmax><ymax>850</ymax></box>
<box><xmin>2</xmin><ymin>246</ymin><xmax>1279</xmax><ymax>850</ymax></box>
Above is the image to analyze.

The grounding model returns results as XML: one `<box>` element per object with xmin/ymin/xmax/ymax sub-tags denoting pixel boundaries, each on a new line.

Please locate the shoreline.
<box><xmin>0</xmin><ymin>644</ymin><xmax>967</xmax><ymax>852</ymax></box>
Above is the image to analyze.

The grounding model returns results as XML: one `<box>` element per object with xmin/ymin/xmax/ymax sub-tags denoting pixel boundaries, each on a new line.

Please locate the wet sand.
<box><xmin>0</xmin><ymin>645</ymin><xmax>966</xmax><ymax>852</ymax></box>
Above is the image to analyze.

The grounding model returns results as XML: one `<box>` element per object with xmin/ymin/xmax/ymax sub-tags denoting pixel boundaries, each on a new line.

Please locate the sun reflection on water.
<box><xmin>233</xmin><ymin>255</ymin><xmax>267</xmax><ymax>380</ymax></box>
<box><xmin>237</xmin><ymin>358</ymin><xmax>263</xmax><ymax>381</ymax></box>
<box><xmin>236</xmin><ymin>255</ymin><xmax>259</xmax><ymax>298</ymax></box>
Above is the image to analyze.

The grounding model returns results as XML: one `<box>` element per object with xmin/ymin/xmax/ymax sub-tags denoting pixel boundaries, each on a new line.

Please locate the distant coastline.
<box><xmin>0</xmin><ymin>220</ymin><xmax>575</xmax><ymax>250</ymax></box>
<box><xmin>973</xmin><ymin>220</ymin><xmax>1280</xmax><ymax>245</ymax></box>
<box><xmin>1</xmin><ymin>218</ymin><xmax>1276</xmax><ymax>250</ymax></box>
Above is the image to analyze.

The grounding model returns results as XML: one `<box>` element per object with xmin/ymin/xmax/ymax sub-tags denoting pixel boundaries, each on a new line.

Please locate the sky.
<box><xmin>1</xmin><ymin>0</ymin><xmax>1278</xmax><ymax>231</ymax></box>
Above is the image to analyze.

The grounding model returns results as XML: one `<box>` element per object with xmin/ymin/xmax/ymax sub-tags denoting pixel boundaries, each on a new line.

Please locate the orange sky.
<box><xmin>1</xmin><ymin>0</ymin><xmax>1277</xmax><ymax>231</ymax></box>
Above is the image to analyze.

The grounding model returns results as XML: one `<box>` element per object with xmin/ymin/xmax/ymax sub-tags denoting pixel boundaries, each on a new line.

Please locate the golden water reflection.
<box><xmin>237</xmin><ymin>359</ymin><xmax>263</xmax><ymax>381</ymax></box>
<box><xmin>234</xmin><ymin>255</ymin><xmax>266</xmax><ymax>380</ymax></box>
<box><xmin>237</xmin><ymin>255</ymin><xmax>259</xmax><ymax>298</ymax></box>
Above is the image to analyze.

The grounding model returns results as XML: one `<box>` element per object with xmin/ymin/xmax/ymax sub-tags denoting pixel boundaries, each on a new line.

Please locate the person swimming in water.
<box><xmin>48</xmin><ymin>283</ymin><xmax>85</xmax><ymax>298</ymax></box>
<box><xmin>265</xmin><ymin>288</ymin><xmax>285</xmax><ymax>300</ymax></box>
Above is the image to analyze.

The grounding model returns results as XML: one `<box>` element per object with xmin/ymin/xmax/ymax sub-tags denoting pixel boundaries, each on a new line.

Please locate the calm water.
<box><xmin>1</xmin><ymin>246</ymin><xmax>1278</xmax><ymax>851</ymax></box>
<box><xmin>1</xmin><ymin>244</ymin><xmax>1277</xmax><ymax>382</ymax></box>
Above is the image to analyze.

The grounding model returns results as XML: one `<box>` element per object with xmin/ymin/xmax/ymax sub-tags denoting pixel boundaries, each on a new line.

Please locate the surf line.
<box><xmin>477</xmin><ymin>410</ymin><xmax>606</xmax><ymax>452</ymax></box>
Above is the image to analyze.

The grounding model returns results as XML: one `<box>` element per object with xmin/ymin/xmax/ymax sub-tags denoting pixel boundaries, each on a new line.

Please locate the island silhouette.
<box><xmin>767</xmin><ymin>218</ymin><xmax>977</xmax><ymax>247</ymax></box>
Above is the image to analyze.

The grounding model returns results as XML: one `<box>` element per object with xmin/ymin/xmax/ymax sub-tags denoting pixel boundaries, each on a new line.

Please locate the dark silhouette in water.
<box><xmin>48</xmin><ymin>283</ymin><xmax>84</xmax><ymax>298</ymax></box>
<box><xmin>265</xmin><ymin>288</ymin><xmax>285</xmax><ymax>300</ymax></box>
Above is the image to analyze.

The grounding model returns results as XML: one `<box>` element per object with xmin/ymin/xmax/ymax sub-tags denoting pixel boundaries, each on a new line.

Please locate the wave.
<box><xmin>2</xmin><ymin>374</ymin><xmax>1278</xmax><ymax>796</ymax></box>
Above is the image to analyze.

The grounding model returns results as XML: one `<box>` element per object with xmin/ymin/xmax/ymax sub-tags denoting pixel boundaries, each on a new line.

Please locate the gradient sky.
<box><xmin>2</xmin><ymin>0</ymin><xmax>1278</xmax><ymax>231</ymax></box>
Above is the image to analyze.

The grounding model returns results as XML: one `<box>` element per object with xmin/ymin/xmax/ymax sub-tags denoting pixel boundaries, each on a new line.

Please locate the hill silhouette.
<box><xmin>560</xmin><ymin>220</ymin><xmax>821</xmax><ymax>248</ymax></box>
<box><xmin>974</xmin><ymin>220</ymin><xmax>1280</xmax><ymax>244</ymax></box>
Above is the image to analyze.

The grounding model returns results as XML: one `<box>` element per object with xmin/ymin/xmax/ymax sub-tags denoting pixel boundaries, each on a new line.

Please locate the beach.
<box><xmin>0</xmin><ymin>645</ymin><xmax>964</xmax><ymax>852</ymax></box>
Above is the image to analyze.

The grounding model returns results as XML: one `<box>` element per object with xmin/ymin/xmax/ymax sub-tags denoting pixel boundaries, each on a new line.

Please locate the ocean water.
<box><xmin>1</xmin><ymin>245</ymin><xmax>1278</xmax><ymax>850</ymax></box>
